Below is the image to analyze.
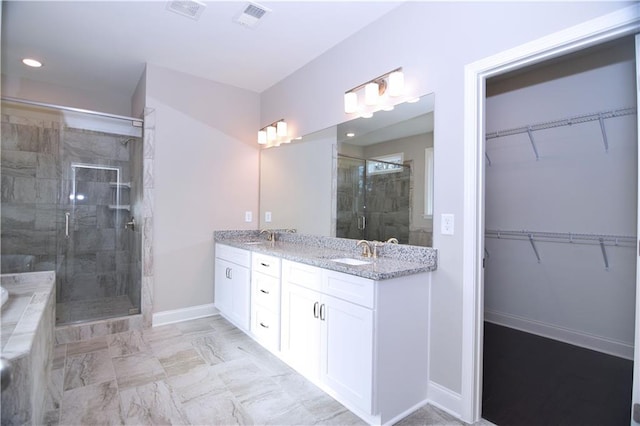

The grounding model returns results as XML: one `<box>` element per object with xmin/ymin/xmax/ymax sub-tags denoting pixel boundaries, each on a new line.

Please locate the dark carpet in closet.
<box><xmin>482</xmin><ymin>322</ymin><xmax>633</xmax><ymax>426</ymax></box>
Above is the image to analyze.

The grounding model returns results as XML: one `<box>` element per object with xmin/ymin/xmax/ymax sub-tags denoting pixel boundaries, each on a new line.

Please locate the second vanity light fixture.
<box><xmin>258</xmin><ymin>119</ymin><xmax>288</xmax><ymax>145</ymax></box>
<box><xmin>344</xmin><ymin>67</ymin><xmax>404</xmax><ymax>117</ymax></box>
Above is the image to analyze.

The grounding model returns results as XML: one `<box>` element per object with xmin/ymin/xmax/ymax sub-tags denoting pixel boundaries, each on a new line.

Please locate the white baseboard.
<box><xmin>485</xmin><ymin>309</ymin><xmax>633</xmax><ymax>360</ymax></box>
<box><xmin>152</xmin><ymin>303</ymin><xmax>218</xmax><ymax>327</ymax></box>
<box><xmin>427</xmin><ymin>381</ymin><xmax>462</xmax><ymax>420</ymax></box>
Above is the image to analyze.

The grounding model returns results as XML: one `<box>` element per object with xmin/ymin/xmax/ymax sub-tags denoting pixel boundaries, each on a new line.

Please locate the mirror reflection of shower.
<box><xmin>336</xmin><ymin>154</ymin><xmax>411</xmax><ymax>244</ymax></box>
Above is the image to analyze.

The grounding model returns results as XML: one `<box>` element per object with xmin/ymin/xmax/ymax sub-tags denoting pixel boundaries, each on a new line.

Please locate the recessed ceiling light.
<box><xmin>346</xmin><ymin>132</ymin><xmax>355</xmax><ymax>138</ymax></box>
<box><xmin>22</xmin><ymin>58</ymin><xmax>43</xmax><ymax>68</ymax></box>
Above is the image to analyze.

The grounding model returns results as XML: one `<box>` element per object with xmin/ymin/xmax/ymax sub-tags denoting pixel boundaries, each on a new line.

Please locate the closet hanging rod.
<box><xmin>485</xmin><ymin>106</ymin><xmax>636</xmax><ymax>140</ymax></box>
<box><xmin>485</xmin><ymin>229</ymin><xmax>636</xmax><ymax>246</ymax></box>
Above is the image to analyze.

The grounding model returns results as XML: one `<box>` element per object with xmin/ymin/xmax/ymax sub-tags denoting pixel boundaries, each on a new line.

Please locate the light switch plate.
<box><xmin>244</xmin><ymin>211</ymin><xmax>252</xmax><ymax>222</ymax></box>
<box><xmin>441</xmin><ymin>213</ymin><xmax>454</xmax><ymax>235</ymax></box>
<box><xmin>265</xmin><ymin>211</ymin><xmax>272</xmax><ymax>223</ymax></box>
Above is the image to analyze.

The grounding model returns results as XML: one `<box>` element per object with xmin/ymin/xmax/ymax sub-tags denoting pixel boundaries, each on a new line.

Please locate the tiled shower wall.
<box><xmin>0</xmin><ymin>109</ymin><xmax>141</xmax><ymax>320</ymax></box>
<box><xmin>336</xmin><ymin>159</ymin><xmax>411</xmax><ymax>243</ymax></box>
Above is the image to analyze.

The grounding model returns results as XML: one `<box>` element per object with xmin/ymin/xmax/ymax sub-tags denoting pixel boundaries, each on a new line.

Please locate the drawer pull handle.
<box><xmin>260</xmin><ymin>262</ymin><xmax>270</xmax><ymax>268</ymax></box>
<box><xmin>259</xmin><ymin>322</ymin><xmax>269</xmax><ymax>329</ymax></box>
<box><xmin>260</xmin><ymin>289</ymin><xmax>270</xmax><ymax>294</ymax></box>
<box><xmin>313</xmin><ymin>301</ymin><xmax>319</xmax><ymax>318</ymax></box>
<box><xmin>319</xmin><ymin>303</ymin><xmax>326</xmax><ymax>321</ymax></box>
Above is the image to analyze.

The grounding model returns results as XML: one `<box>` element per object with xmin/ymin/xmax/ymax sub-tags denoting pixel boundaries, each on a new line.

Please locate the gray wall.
<box><xmin>260</xmin><ymin>0</ymin><xmax>631</xmax><ymax>398</ymax></box>
<box><xmin>145</xmin><ymin>64</ymin><xmax>260</xmax><ymax>313</ymax></box>
<box><xmin>484</xmin><ymin>37</ymin><xmax>637</xmax><ymax>357</ymax></box>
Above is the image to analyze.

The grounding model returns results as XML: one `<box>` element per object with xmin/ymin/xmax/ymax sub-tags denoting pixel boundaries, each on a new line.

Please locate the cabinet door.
<box><xmin>320</xmin><ymin>294</ymin><xmax>374</xmax><ymax>414</ymax></box>
<box><xmin>214</xmin><ymin>258</ymin><xmax>234</xmax><ymax>316</ymax></box>
<box><xmin>215</xmin><ymin>258</ymin><xmax>250</xmax><ymax>331</ymax></box>
<box><xmin>281</xmin><ymin>282</ymin><xmax>321</xmax><ymax>380</ymax></box>
<box><xmin>229</xmin><ymin>264</ymin><xmax>251</xmax><ymax>331</ymax></box>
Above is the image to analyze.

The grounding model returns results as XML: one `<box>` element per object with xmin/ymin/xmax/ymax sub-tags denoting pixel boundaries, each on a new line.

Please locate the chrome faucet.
<box><xmin>386</xmin><ymin>237</ymin><xmax>399</xmax><ymax>244</ymax></box>
<box><xmin>357</xmin><ymin>240</ymin><xmax>372</xmax><ymax>257</ymax></box>
<box><xmin>357</xmin><ymin>240</ymin><xmax>382</xmax><ymax>258</ymax></box>
<box><xmin>260</xmin><ymin>229</ymin><xmax>276</xmax><ymax>242</ymax></box>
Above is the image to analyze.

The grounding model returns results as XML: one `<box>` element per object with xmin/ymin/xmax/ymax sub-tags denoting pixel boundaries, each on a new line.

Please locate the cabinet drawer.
<box><xmin>252</xmin><ymin>253</ymin><xmax>281</xmax><ymax>278</ymax></box>
<box><xmin>252</xmin><ymin>271</ymin><xmax>280</xmax><ymax>310</ymax></box>
<box><xmin>282</xmin><ymin>260</ymin><xmax>321</xmax><ymax>292</ymax></box>
<box><xmin>324</xmin><ymin>269</ymin><xmax>375</xmax><ymax>309</ymax></box>
<box><xmin>252</xmin><ymin>307</ymin><xmax>280</xmax><ymax>350</ymax></box>
<box><xmin>215</xmin><ymin>243</ymin><xmax>251</xmax><ymax>268</ymax></box>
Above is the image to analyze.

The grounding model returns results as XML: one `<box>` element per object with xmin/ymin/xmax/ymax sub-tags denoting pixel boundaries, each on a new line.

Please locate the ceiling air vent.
<box><xmin>166</xmin><ymin>0</ymin><xmax>206</xmax><ymax>20</ymax></box>
<box><xmin>234</xmin><ymin>2</ymin><xmax>271</xmax><ymax>28</ymax></box>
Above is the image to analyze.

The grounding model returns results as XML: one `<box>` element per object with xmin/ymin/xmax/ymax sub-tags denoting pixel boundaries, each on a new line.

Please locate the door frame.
<box><xmin>460</xmin><ymin>5</ymin><xmax>640</xmax><ymax>423</ymax></box>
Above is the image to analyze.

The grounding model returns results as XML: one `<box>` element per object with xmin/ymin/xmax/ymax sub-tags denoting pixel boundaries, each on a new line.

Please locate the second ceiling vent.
<box><xmin>233</xmin><ymin>2</ymin><xmax>271</xmax><ymax>28</ymax></box>
<box><xmin>166</xmin><ymin>0</ymin><xmax>206</xmax><ymax>20</ymax></box>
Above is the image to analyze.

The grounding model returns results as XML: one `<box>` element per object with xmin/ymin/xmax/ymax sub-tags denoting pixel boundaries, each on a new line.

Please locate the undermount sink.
<box><xmin>330</xmin><ymin>257</ymin><xmax>372</xmax><ymax>266</ymax></box>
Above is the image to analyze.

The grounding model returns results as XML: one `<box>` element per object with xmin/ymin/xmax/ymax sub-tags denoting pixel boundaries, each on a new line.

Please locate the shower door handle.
<box><xmin>65</xmin><ymin>212</ymin><xmax>70</xmax><ymax>239</ymax></box>
<box><xmin>357</xmin><ymin>215</ymin><xmax>366</xmax><ymax>230</ymax></box>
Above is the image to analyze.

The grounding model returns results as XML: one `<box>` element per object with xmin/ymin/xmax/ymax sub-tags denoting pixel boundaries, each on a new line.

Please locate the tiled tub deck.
<box><xmin>1</xmin><ymin>271</ymin><xmax>56</xmax><ymax>425</ymax></box>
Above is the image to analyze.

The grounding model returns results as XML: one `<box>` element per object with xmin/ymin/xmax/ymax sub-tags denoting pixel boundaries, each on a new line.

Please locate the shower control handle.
<box><xmin>65</xmin><ymin>212</ymin><xmax>70</xmax><ymax>239</ymax></box>
<box><xmin>125</xmin><ymin>216</ymin><xmax>135</xmax><ymax>231</ymax></box>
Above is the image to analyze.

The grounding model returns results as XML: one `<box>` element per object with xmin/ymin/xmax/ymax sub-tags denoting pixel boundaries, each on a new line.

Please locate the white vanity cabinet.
<box><xmin>214</xmin><ymin>243</ymin><xmax>251</xmax><ymax>331</ymax></box>
<box><xmin>281</xmin><ymin>260</ymin><xmax>383</xmax><ymax>420</ymax></box>
<box><xmin>250</xmin><ymin>252</ymin><xmax>281</xmax><ymax>351</ymax></box>
<box><xmin>281</xmin><ymin>260</ymin><xmax>430</xmax><ymax>424</ymax></box>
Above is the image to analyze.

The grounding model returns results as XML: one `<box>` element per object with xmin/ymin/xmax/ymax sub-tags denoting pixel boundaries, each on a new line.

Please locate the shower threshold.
<box><xmin>56</xmin><ymin>295</ymin><xmax>137</xmax><ymax>325</ymax></box>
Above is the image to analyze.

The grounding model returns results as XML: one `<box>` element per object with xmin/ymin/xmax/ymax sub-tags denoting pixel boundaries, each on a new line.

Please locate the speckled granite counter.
<box><xmin>214</xmin><ymin>230</ymin><xmax>437</xmax><ymax>280</ymax></box>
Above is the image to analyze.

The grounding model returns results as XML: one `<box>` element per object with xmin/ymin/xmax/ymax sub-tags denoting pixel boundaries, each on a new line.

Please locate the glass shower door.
<box><xmin>336</xmin><ymin>156</ymin><xmax>366</xmax><ymax>240</ymax></box>
<box><xmin>336</xmin><ymin>154</ymin><xmax>412</xmax><ymax>243</ymax></box>
<box><xmin>55</xmin><ymin>113</ymin><xmax>141</xmax><ymax>324</ymax></box>
<box><xmin>0</xmin><ymin>99</ymin><xmax>142</xmax><ymax>325</ymax></box>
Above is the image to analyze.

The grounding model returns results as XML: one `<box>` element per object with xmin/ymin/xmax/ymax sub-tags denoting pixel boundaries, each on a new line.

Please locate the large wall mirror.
<box><xmin>259</xmin><ymin>93</ymin><xmax>434</xmax><ymax>247</ymax></box>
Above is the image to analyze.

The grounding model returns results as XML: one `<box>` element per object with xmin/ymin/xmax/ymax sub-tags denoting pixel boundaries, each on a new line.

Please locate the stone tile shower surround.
<box><xmin>336</xmin><ymin>156</ymin><xmax>432</xmax><ymax>246</ymax></box>
<box><xmin>0</xmin><ymin>104</ymin><xmax>149</xmax><ymax>337</ymax></box>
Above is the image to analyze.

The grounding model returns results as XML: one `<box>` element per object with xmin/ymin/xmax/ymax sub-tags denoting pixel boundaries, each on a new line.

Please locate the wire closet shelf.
<box><xmin>484</xmin><ymin>106</ymin><xmax>636</xmax><ymax>164</ymax></box>
<box><xmin>485</xmin><ymin>229</ymin><xmax>637</xmax><ymax>270</ymax></box>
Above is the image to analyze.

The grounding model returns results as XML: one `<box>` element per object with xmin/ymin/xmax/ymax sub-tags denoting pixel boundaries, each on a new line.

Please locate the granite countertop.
<box><xmin>214</xmin><ymin>230</ymin><xmax>437</xmax><ymax>280</ymax></box>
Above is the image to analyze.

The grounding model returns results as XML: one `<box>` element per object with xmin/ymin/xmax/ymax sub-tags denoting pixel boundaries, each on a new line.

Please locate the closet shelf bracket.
<box><xmin>526</xmin><ymin>127</ymin><xmax>540</xmax><ymax>161</ymax></box>
<box><xmin>599</xmin><ymin>238</ymin><xmax>609</xmax><ymax>271</ymax></box>
<box><xmin>598</xmin><ymin>113</ymin><xmax>609</xmax><ymax>153</ymax></box>
<box><xmin>528</xmin><ymin>233</ymin><xmax>541</xmax><ymax>263</ymax></box>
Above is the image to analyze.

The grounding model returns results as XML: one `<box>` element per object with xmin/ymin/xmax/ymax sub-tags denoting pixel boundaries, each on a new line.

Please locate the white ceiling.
<box><xmin>1</xmin><ymin>1</ymin><xmax>404</xmax><ymax>98</ymax></box>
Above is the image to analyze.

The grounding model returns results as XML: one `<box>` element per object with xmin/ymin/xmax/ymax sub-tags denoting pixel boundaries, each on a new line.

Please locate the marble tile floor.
<box><xmin>46</xmin><ymin>315</ymin><xmax>492</xmax><ymax>426</ymax></box>
<box><xmin>56</xmin><ymin>295</ymin><xmax>137</xmax><ymax>325</ymax></box>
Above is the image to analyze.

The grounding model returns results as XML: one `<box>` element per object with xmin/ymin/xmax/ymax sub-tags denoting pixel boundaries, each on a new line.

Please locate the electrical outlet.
<box><xmin>441</xmin><ymin>213</ymin><xmax>454</xmax><ymax>235</ymax></box>
<box><xmin>244</xmin><ymin>211</ymin><xmax>252</xmax><ymax>222</ymax></box>
<box><xmin>265</xmin><ymin>211</ymin><xmax>272</xmax><ymax>223</ymax></box>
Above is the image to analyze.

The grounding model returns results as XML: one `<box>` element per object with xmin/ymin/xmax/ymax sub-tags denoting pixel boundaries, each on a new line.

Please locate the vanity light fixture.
<box><xmin>344</xmin><ymin>67</ymin><xmax>404</xmax><ymax>116</ymax></box>
<box><xmin>22</xmin><ymin>58</ymin><xmax>43</xmax><ymax>68</ymax></box>
<box><xmin>258</xmin><ymin>119</ymin><xmax>288</xmax><ymax>145</ymax></box>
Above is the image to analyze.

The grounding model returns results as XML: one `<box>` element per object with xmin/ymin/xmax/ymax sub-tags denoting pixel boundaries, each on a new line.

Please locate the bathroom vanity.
<box><xmin>214</xmin><ymin>230</ymin><xmax>436</xmax><ymax>425</ymax></box>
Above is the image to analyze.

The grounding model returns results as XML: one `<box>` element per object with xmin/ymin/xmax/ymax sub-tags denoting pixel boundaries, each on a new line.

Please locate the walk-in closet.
<box><xmin>482</xmin><ymin>35</ymin><xmax>637</xmax><ymax>425</ymax></box>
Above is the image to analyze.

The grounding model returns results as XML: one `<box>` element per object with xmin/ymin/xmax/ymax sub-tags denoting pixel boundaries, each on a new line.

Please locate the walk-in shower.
<box><xmin>1</xmin><ymin>99</ymin><xmax>143</xmax><ymax>325</ymax></box>
<box><xmin>336</xmin><ymin>154</ymin><xmax>411</xmax><ymax>243</ymax></box>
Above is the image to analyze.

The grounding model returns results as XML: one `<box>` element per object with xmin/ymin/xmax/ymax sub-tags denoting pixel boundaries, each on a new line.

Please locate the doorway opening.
<box><xmin>461</xmin><ymin>6</ymin><xmax>640</xmax><ymax>424</ymax></box>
